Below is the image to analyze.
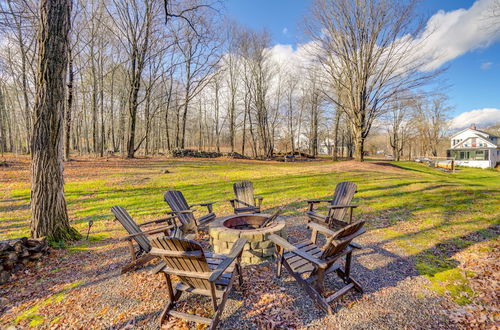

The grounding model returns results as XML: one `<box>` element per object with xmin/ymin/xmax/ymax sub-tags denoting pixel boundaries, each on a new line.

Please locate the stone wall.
<box><xmin>209</xmin><ymin>218</ymin><xmax>286</xmax><ymax>264</ymax></box>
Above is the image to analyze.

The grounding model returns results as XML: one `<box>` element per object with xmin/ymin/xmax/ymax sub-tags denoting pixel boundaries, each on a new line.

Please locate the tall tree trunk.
<box><xmin>165</xmin><ymin>107</ymin><xmax>171</xmax><ymax>151</ymax></box>
<box><xmin>0</xmin><ymin>84</ymin><xmax>7</xmax><ymax>154</ymax></box>
<box><xmin>8</xmin><ymin>0</ymin><xmax>32</xmax><ymax>153</ymax></box>
<box><xmin>99</xmin><ymin>47</ymin><xmax>105</xmax><ymax>157</ymax></box>
<box><xmin>180</xmin><ymin>89</ymin><xmax>189</xmax><ymax>149</ymax></box>
<box><xmin>332</xmin><ymin>110</ymin><xmax>340</xmax><ymax>160</ymax></box>
<box><xmin>126</xmin><ymin>46</ymin><xmax>141</xmax><ymax>158</ymax></box>
<box><xmin>31</xmin><ymin>0</ymin><xmax>80</xmax><ymax>241</ymax></box>
<box><xmin>110</xmin><ymin>69</ymin><xmax>116</xmax><ymax>151</ymax></box>
<box><xmin>229</xmin><ymin>96</ymin><xmax>235</xmax><ymax>152</ymax></box>
<box><xmin>353</xmin><ymin>125</ymin><xmax>364</xmax><ymax>161</ymax></box>
<box><xmin>241</xmin><ymin>96</ymin><xmax>248</xmax><ymax>156</ymax></box>
<box><xmin>91</xmin><ymin>42</ymin><xmax>98</xmax><ymax>155</ymax></box>
<box><xmin>118</xmin><ymin>92</ymin><xmax>126</xmax><ymax>156</ymax></box>
<box><xmin>64</xmin><ymin>46</ymin><xmax>73</xmax><ymax>161</ymax></box>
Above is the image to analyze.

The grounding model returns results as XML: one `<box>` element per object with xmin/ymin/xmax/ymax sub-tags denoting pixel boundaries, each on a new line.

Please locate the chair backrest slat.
<box><xmin>151</xmin><ymin>236</ymin><xmax>211</xmax><ymax>290</ymax></box>
<box><xmin>330</xmin><ymin>181</ymin><xmax>357</xmax><ymax>221</ymax></box>
<box><xmin>111</xmin><ymin>206</ymin><xmax>151</xmax><ymax>253</ymax></box>
<box><xmin>321</xmin><ymin>220</ymin><xmax>365</xmax><ymax>259</ymax></box>
<box><xmin>233</xmin><ymin>180</ymin><xmax>255</xmax><ymax>208</ymax></box>
<box><xmin>164</xmin><ymin>190</ymin><xmax>196</xmax><ymax>232</ymax></box>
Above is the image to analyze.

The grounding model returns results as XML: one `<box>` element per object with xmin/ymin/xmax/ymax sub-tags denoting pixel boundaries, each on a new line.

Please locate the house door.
<box><xmin>459</xmin><ymin>151</ymin><xmax>470</xmax><ymax>160</ymax></box>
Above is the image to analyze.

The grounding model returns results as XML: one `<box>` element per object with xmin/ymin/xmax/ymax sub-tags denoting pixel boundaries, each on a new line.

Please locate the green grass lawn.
<box><xmin>1</xmin><ymin>156</ymin><xmax>499</xmax><ymax>305</ymax></box>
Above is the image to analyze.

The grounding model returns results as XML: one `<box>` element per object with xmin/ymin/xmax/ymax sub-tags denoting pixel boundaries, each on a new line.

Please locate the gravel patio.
<box><xmin>1</xmin><ymin>215</ymin><xmax>458</xmax><ymax>329</ymax></box>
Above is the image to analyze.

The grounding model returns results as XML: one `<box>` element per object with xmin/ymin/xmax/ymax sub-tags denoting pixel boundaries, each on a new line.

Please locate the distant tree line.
<box><xmin>0</xmin><ymin>0</ymin><xmax>449</xmax><ymax>162</ymax></box>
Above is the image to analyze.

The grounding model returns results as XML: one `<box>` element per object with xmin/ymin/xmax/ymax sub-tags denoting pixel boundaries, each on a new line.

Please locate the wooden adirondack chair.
<box><xmin>230</xmin><ymin>180</ymin><xmax>263</xmax><ymax>214</ymax></box>
<box><xmin>305</xmin><ymin>181</ymin><xmax>358</xmax><ymax>229</ymax></box>
<box><xmin>164</xmin><ymin>190</ymin><xmax>217</xmax><ymax>234</ymax></box>
<box><xmin>270</xmin><ymin>221</ymin><xmax>365</xmax><ymax>315</ymax></box>
<box><xmin>150</xmin><ymin>236</ymin><xmax>247</xmax><ymax>329</ymax></box>
<box><xmin>111</xmin><ymin>206</ymin><xmax>179</xmax><ymax>273</ymax></box>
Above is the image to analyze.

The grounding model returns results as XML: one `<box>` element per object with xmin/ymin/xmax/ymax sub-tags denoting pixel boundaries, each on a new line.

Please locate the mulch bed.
<box><xmin>0</xmin><ymin>216</ymin><xmax>478</xmax><ymax>329</ymax></box>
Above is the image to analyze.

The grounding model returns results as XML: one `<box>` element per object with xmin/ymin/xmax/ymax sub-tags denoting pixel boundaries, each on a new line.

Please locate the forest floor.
<box><xmin>0</xmin><ymin>155</ymin><xmax>499</xmax><ymax>329</ymax></box>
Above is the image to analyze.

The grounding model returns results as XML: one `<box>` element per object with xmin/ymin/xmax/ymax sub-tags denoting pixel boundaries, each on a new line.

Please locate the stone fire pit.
<box><xmin>208</xmin><ymin>214</ymin><xmax>286</xmax><ymax>264</ymax></box>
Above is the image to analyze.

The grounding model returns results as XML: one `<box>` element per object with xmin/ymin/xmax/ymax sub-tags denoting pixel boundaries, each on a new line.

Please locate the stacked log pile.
<box><xmin>170</xmin><ymin>149</ymin><xmax>223</xmax><ymax>158</ymax></box>
<box><xmin>0</xmin><ymin>237</ymin><xmax>50</xmax><ymax>284</ymax></box>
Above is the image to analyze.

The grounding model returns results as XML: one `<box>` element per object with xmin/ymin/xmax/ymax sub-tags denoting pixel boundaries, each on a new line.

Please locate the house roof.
<box><xmin>451</xmin><ymin>135</ymin><xmax>499</xmax><ymax>149</ymax></box>
<box><xmin>451</xmin><ymin>127</ymin><xmax>499</xmax><ymax>139</ymax></box>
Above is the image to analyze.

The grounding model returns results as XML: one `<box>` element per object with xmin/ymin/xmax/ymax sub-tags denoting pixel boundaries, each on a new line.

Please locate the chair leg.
<box><xmin>282</xmin><ymin>260</ymin><xmax>332</xmax><ymax>315</ymax></box>
<box><xmin>210</xmin><ymin>269</ymin><xmax>237</xmax><ymax>330</ymax></box>
<box><xmin>160</xmin><ymin>274</ymin><xmax>182</xmax><ymax>324</ymax></box>
<box><xmin>159</xmin><ymin>290</ymin><xmax>182</xmax><ymax>324</ymax></box>
<box><xmin>210</xmin><ymin>283</ymin><xmax>218</xmax><ymax>311</ymax></box>
<box><xmin>314</xmin><ymin>267</ymin><xmax>326</xmax><ymax>294</ymax></box>
<box><xmin>275</xmin><ymin>245</ymin><xmax>284</xmax><ymax>277</ymax></box>
<box><xmin>344</xmin><ymin>252</ymin><xmax>352</xmax><ymax>280</ymax></box>
<box><xmin>235</xmin><ymin>261</ymin><xmax>243</xmax><ymax>288</ymax></box>
<box><xmin>338</xmin><ymin>252</ymin><xmax>363</xmax><ymax>293</ymax></box>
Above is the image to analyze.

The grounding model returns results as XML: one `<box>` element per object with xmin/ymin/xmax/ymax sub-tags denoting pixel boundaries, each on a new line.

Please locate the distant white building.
<box><xmin>447</xmin><ymin>124</ymin><xmax>499</xmax><ymax>169</ymax></box>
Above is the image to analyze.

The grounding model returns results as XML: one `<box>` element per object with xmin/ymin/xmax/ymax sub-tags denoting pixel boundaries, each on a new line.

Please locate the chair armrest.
<box><xmin>151</xmin><ymin>261</ymin><xmax>167</xmax><ymax>274</ymax></box>
<box><xmin>307</xmin><ymin>222</ymin><xmax>337</xmax><ymax>237</ymax></box>
<box><xmin>138</xmin><ymin>215</ymin><xmax>177</xmax><ymax>227</ymax></box>
<box><xmin>269</xmin><ymin>234</ymin><xmax>328</xmax><ymax>268</ymax></box>
<box><xmin>306</xmin><ymin>199</ymin><xmax>331</xmax><ymax>204</ymax></box>
<box><xmin>255</xmin><ymin>196</ymin><xmax>263</xmax><ymax>200</ymax></box>
<box><xmin>254</xmin><ymin>196</ymin><xmax>263</xmax><ymax>207</ymax></box>
<box><xmin>327</xmin><ymin>204</ymin><xmax>358</xmax><ymax>209</ymax></box>
<box><xmin>333</xmin><ymin>227</ymin><xmax>366</xmax><ymax>243</ymax></box>
<box><xmin>191</xmin><ymin>201</ymin><xmax>216</xmax><ymax>207</ymax></box>
<box><xmin>172</xmin><ymin>209</ymin><xmax>196</xmax><ymax>214</ymax></box>
<box><xmin>208</xmin><ymin>238</ymin><xmax>247</xmax><ymax>282</ymax></box>
<box><xmin>119</xmin><ymin>224</ymin><xmax>176</xmax><ymax>240</ymax></box>
<box><xmin>190</xmin><ymin>202</ymin><xmax>216</xmax><ymax>213</ymax></box>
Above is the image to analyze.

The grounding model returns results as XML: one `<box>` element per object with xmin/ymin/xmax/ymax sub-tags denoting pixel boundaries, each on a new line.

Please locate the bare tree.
<box><xmin>284</xmin><ymin>72</ymin><xmax>298</xmax><ymax>154</ymax></box>
<box><xmin>107</xmin><ymin>0</ymin><xmax>158</xmax><ymax>158</ymax></box>
<box><xmin>386</xmin><ymin>98</ymin><xmax>411</xmax><ymax>161</ymax></box>
<box><xmin>0</xmin><ymin>0</ymin><xmax>38</xmax><ymax>153</ymax></box>
<box><xmin>31</xmin><ymin>0</ymin><xmax>80</xmax><ymax>241</ymax></box>
<box><xmin>224</xmin><ymin>21</ymin><xmax>240</xmax><ymax>152</ymax></box>
<box><xmin>308</xmin><ymin>0</ymin><xmax>441</xmax><ymax>161</ymax></box>
<box><xmin>171</xmin><ymin>7</ymin><xmax>220</xmax><ymax>149</ymax></box>
<box><xmin>245</xmin><ymin>30</ymin><xmax>274</xmax><ymax>158</ymax></box>
<box><xmin>412</xmin><ymin>94</ymin><xmax>450</xmax><ymax>157</ymax></box>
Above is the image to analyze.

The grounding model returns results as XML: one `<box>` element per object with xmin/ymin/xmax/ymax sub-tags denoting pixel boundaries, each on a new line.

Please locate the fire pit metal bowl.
<box><xmin>208</xmin><ymin>214</ymin><xmax>286</xmax><ymax>264</ymax></box>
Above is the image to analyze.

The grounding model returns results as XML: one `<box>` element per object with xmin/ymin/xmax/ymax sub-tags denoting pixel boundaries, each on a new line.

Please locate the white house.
<box><xmin>447</xmin><ymin>124</ymin><xmax>499</xmax><ymax>169</ymax></box>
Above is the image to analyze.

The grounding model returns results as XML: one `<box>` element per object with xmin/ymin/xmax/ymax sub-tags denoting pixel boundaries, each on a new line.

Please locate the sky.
<box><xmin>226</xmin><ymin>0</ymin><xmax>500</xmax><ymax>130</ymax></box>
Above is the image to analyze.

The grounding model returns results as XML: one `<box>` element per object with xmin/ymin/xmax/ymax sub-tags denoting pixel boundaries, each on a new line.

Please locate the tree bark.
<box><xmin>332</xmin><ymin>110</ymin><xmax>340</xmax><ymax>160</ymax></box>
<box><xmin>353</xmin><ymin>127</ymin><xmax>364</xmax><ymax>161</ymax></box>
<box><xmin>31</xmin><ymin>0</ymin><xmax>80</xmax><ymax>241</ymax></box>
<box><xmin>64</xmin><ymin>46</ymin><xmax>74</xmax><ymax>161</ymax></box>
<box><xmin>0</xmin><ymin>84</ymin><xmax>8</xmax><ymax>154</ymax></box>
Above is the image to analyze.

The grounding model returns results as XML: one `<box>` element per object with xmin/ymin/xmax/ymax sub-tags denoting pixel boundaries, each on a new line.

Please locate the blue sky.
<box><xmin>226</xmin><ymin>0</ymin><xmax>500</xmax><ymax>128</ymax></box>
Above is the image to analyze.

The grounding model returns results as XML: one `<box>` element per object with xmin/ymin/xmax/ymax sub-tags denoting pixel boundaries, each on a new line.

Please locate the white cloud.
<box><xmin>449</xmin><ymin>108</ymin><xmax>500</xmax><ymax>129</ymax></box>
<box><xmin>480</xmin><ymin>61</ymin><xmax>493</xmax><ymax>70</ymax></box>
<box><xmin>416</xmin><ymin>0</ymin><xmax>500</xmax><ymax>71</ymax></box>
<box><xmin>282</xmin><ymin>27</ymin><xmax>288</xmax><ymax>35</ymax></box>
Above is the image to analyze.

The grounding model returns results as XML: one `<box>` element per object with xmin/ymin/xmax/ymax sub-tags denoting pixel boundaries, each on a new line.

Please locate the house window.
<box><xmin>459</xmin><ymin>151</ymin><xmax>469</xmax><ymax>160</ymax></box>
<box><xmin>476</xmin><ymin>150</ymin><xmax>485</xmax><ymax>160</ymax></box>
